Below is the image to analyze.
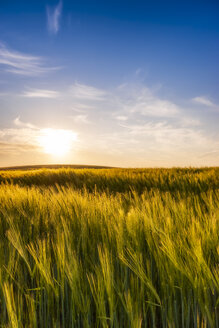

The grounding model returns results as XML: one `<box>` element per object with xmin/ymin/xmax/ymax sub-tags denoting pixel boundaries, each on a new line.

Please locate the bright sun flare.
<box><xmin>38</xmin><ymin>128</ymin><xmax>77</xmax><ymax>156</ymax></box>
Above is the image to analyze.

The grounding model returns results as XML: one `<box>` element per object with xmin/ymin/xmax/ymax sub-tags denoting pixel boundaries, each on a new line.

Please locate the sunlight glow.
<box><xmin>38</xmin><ymin>128</ymin><xmax>77</xmax><ymax>156</ymax></box>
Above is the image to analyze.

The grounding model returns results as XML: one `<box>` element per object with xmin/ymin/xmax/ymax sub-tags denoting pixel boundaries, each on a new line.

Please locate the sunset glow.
<box><xmin>37</xmin><ymin>128</ymin><xmax>77</xmax><ymax>156</ymax></box>
<box><xmin>0</xmin><ymin>0</ymin><xmax>218</xmax><ymax>167</ymax></box>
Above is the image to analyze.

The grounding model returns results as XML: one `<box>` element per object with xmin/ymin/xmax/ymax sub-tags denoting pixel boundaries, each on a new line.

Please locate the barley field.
<box><xmin>0</xmin><ymin>167</ymin><xmax>218</xmax><ymax>327</ymax></box>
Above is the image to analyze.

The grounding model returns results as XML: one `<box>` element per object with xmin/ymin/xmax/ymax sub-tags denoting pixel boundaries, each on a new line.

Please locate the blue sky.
<box><xmin>0</xmin><ymin>0</ymin><xmax>218</xmax><ymax>167</ymax></box>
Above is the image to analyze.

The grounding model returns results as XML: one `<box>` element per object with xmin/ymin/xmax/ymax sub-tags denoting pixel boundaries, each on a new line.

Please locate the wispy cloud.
<box><xmin>118</xmin><ymin>121</ymin><xmax>207</xmax><ymax>149</ymax></box>
<box><xmin>64</xmin><ymin>81</ymin><xmax>219</xmax><ymax>165</ymax></box>
<box><xmin>70</xmin><ymin>83</ymin><xmax>107</xmax><ymax>101</ymax></box>
<box><xmin>69</xmin><ymin>83</ymin><xmax>180</xmax><ymax>117</ymax></box>
<box><xmin>70</xmin><ymin>114</ymin><xmax>90</xmax><ymax>124</ymax></box>
<box><xmin>1</xmin><ymin>81</ymin><xmax>217</xmax><ymax>166</ymax></box>
<box><xmin>47</xmin><ymin>1</ymin><xmax>62</xmax><ymax>34</ymax></box>
<box><xmin>198</xmin><ymin>149</ymin><xmax>219</xmax><ymax>159</ymax></box>
<box><xmin>130</xmin><ymin>96</ymin><xmax>179</xmax><ymax>117</ymax></box>
<box><xmin>0</xmin><ymin>43</ymin><xmax>60</xmax><ymax>76</ymax></box>
<box><xmin>89</xmin><ymin>119</ymin><xmax>219</xmax><ymax>167</ymax></box>
<box><xmin>0</xmin><ymin>117</ymin><xmax>77</xmax><ymax>155</ymax></box>
<box><xmin>115</xmin><ymin>115</ymin><xmax>128</xmax><ymax>121</ymax></box>
<box><xmin>192</xmin><ymin>96</ymin><xmax>216</xmax><ymax>107</ymax></box>
<box><xmin>13</xmin><ymin>117</ymin><xmax>37</xmax><ymax>129</ymax></box>
<box><xmin>119</xmin><ymin>85</ymin><xmax>180</xmax><ymax>117</ymax></box>
<box><xmin>0</xmin><ymin>142</ymin><xmax>38</xmax><ymax>154</ymax></box>
<box><xmin>21</xmin><ymin>88</ymin><xmax>60</xmax><ymax>98</ymax></box>
<box><xmin>0</xmin><ymin>127</ymin><xmax>39</xmax><ymax>149</ymax></box>
<box><xmin>72</xmin><ymin>103</ymin><xmax>95</xmax><ymax>112</ymax></box>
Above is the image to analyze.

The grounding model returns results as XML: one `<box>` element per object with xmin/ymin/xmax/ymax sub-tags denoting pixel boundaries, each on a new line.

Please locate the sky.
<box><xmin>0</xmin><ymin>0</ymin><xmax>218</xmax><ymax>167</ymax></box>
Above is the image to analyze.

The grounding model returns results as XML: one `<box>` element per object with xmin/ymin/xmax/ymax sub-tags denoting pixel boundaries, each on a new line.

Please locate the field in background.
<box><xmin>0</xmin><ymin>167</ymin><xmax>218</xmax><ymax>327</ymax></box>
<box><xmin>0</xmin><ymin>164</ymin><xmax>112</xmax><ymax>171</ymax></box>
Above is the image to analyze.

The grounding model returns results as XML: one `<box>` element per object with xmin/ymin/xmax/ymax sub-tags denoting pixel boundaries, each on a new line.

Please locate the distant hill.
<box><xmin>0</xmin><ymin>164</ymin><xmax>113</xmax><ymax>171</ymax></box>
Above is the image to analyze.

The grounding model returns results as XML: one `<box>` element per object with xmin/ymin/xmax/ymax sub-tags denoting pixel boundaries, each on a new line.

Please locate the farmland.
<box><xmin>0</xmin><ymin>167</ymin><xmax>218</xmax><ymax>327</ymax></box>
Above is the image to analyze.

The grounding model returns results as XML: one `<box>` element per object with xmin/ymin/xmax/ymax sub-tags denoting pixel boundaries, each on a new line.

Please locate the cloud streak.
<box><xmin>70</xmin><ymin>114</ymin><xmax>90</xmax><ymax>124</ymax></box>
<box><xmin>13</xmin><ymin>117</ymin><xmax>37</xmax><ymax>129</ymax></box>
<box><xmin>0</xmin><ymin>142</ymin><xmax>38</xmax><ymax>154</ymax></box>
<box><xmin>0</xmin><ymin>43</ymin><xmax>60</xmax><ymax>76</ymax></box>
<box><xmin>47</xmin><ymin>1</ymin><xmax>62</xmax><ymax>34</ymax></box>
<box><xmin>69</xmin><ymin>82</ymin><xmax>180</xmax><ymax>117</ymax></box>
<box><xmin>192</xmin><ymin>96</ymin><xmax>216</xmax><ymax>107</ymax></box>
<box><xmin>0</xmin><ymin>118</ymin><xmax>77</xmax><ymax>156</ymax></box>
<box><xmin>1</xmin><ymin>81</ymin><xmax>218</xmax><ymax>166</ymax></box>
<box><xmin>63</xmin><ymin>81</ymin><xmax>219</xmax><ymax>165</ymax></box>
<box><xmin>70</xmin><ymin>82</ymin><xmax>107</xmax><ymax>101</ymax></box>
<box><xmin>21</xmin><ymin>88</ymin><xmax>60</xmax><ymax>98</ymax></box>
<box><xmin>118</xmin><ymin>121</ymin><xmax>208</xmax><ymax>149</ymax></box>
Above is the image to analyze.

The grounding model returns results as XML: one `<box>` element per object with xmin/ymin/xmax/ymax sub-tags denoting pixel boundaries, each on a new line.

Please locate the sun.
<box><xmin>38</xmin><ymin>128</ymin><xmax>77</xmax><ymax>156</ymax></box>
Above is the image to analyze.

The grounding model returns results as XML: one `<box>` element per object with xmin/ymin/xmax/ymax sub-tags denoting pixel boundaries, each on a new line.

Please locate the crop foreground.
<box><xmin>0</xmin><ymin>167</ymin><xmax>218</xmax><ymax>327</ymax></box>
